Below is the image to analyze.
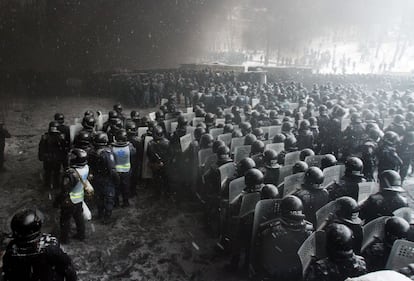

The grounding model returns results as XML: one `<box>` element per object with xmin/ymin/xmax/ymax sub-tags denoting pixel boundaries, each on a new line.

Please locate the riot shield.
<box><xmin>165</xmin><ymin>113</ymin><xmax>174</xmax><ymax>120</ymax></box>
<box><xmin>210</xmin><ymin>128</ymin><xmax>224</xmax><ymax>140</ymax></box>
<box><xmin>234</xmin><ymin>145</ymin><xmax>252</xmax><ymax>163</ymax></box>
<box><xmin>322</xmin><ymin>165</ymin><xmax>345</xmax><ymax>186</ymax></box>
<box><xmin>361</xmin><ymin>216</ymin><xmax>389</xmax><ymax>252</ymax></box>
<box><xmin>283</xmin><ymin>172</ymin><xmax>305</xmax><ymax>196</ymax></box>
<box><xmin>192</xmin><ymin>117</ymin><xmax>205</xmax><ymax>126</ymax></box>
<box><xmin>298</xmin><ymin>230</ymin><xmax>327</xmax><ymax>275</ymax></box>
<box><xmin>141</xmin><ymin>136</ymin><xmax>153</xmax><ymax>179</ymax></box>
<box><xmin>393</xmin><ymin>207</ymin><xmax>414</xmax><ymax>224</ymax></box>
<box><xmin>285</xmin><ymin>151</ymin><xmax>301</xmax><ymax>165</ymax></box>
<box><xmin>186</xmin><ymin>126</ymin><xmax>196</xmax><ymax>137</ymax></box>
<box><xmin>262</xmin><ymin>140</ymin><xmax>272</xmax><ymax>146</ymax></box>
<box><xmin>171</xmin><ymin>122</ymin><xmax>178</xmax><ymax>133</ymax></box>
<box><xmin>305</xmin><ymin>155</ymin><xmax>324</xmax><ymax>168</ymax></box>
<box><xmin>345</xmin><ymin>270</ymin><xmax>412</xmax><ymax>281</ymax></box>
<box><xmin>341</xmin><ymin>118</ymin><xmax>351</xmax><ymax>131</ymax></box>
<box><xmin>96</xmin><ymin>112</ymin><xmax>105</xmax><ymax>131</ymax></box>
<box><xmin>204</xmin><ymin>154</ymin><xmax>218</xmax><ymax>172</ymax></box>
<box><xmin>215</xmin><ymin>118</ymin><xmax>225</xmax><ymax>126</ymax></box>
<box><xmin>217</xmin><ymin>133</ymin><xmax>232</xmax><ymax>147</ymax></box>
<box><xmin>180</xmin><ymin>133</ymin><xmax>192</xmax><ymax>152</ymax></box>
<box><xmin>219</xmin><ymin>162</ymin><xmax>236</xmax><ymax>189</ymax></box>
<box><xmin>239</xmin><ymin>192</ymin><xmax>261</xmax><ymax>218</ymax></box>
<box><xmin>386</xmin><ymin>239</ymin><xmax>414</xmax><ymax>270</ymax></box>
<box><xmin>198</xmin><ymin>148</ymin><xmax>213</xmax><ymax>168</ymax></box>
<box><xmin>229</xmin><ymin>177</ymin><xmax>245</xmax><ymax>203</ymax></box>
<box><xmin>383</xmin><ymin>118</ymin><xmax>393</xmax><ymax>129</ymax></box>
<box><xmin>148</xmin><ymin>112</ymin><xmax>156</xmax><ymax>121</ymax></box>
<box><xmin>69</xmin><ymin>124</ymin><xmax>83</xmax><ymax>143</ymax></box>
<box><xmin>265</xmin><ymin>143</ymin><xmax>285</xmax><ymax>154</ymax></box>
<box><xmin>231</xmin><ymin>137</ymin><xmax>246</xmax><ymax>154</ymax></box>
<box><xmin>278</xmin><ymin>164</ymin><xmax>293</xmax><ymax>185</ymax></box>
<box><xmin>315</xmin><ymin>200</ymin><xmax>338</xmax><ymax>231</ymax></box>
<box><xmin>137</xmin><ymin>127</ymin><xmax>148</xmax><ymax>138</ymax></box>
<box><xmin>268</xmin><ymin>126</ymin><xmax>282</xmax><ymax>140</ymax></box>
<box><xmin>358</xmin><ymin>182</ymin><xmax>379</xmax><ymax>204</ymax></box>
<box><xmin>252</xmin><ymin>98</ymin><xmax>260</xmax><ymax>108</ymax></box>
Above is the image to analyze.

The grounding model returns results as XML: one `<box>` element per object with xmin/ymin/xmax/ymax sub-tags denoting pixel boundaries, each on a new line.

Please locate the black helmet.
<box><xmin>379</xmin><ymin>170</ymin><xmax>404</xmax><ymax>192</ymax></box>
<box><xmin>237</xmin><ymin>157</ymin><xmax>256</xmax><ymax>176</ymax></box>
<box><xmin>82</xmin><ymin>116</ymin><xmax>95</xmax><ymax>129</ymax></box>
<box><xmin>299</xmin><ymin>119</ymin><xmax>310</xmax><ymax>130</ymax></box>
<box><xmin>223</xmin><ymin>123</ymin><xmax>234</xmax><ymax>134</ymax></box>
<box><xmin>293</xmin><ymin>161</ymin><xmax>308</xmax><ymax>174</ymax></box>
<box><xmin>108</xmin><ymin>110</ymin><xmax>119</xmax><ymax>120</ymax></box>
<box><xmin>69</xmin><ymin>148</ymin><xmax>88</xmax><ymax>167</ymax></box>
<box><xmin>232</xmin><ymin>130</ymin><xmax>243</xmax><ymax>138</ymax></box>
<box><xmin>48</xmin><ymin>121</ymin><xmax>60</xmax><ymax>133</ymax></box>
<box><xmin>240</xmin><ymin>122</ymin><xmax>252</xmax><ymax>135</ymax></box>
<box><xmin>125</xmin><ymin>121</ymin><xmax>137</xmax><ymax>134</ymax></box>
<box><xmin>205</xmin><ymin>113</ymin><xmax>215</xmax><ymax>125</ymax></box>
<box><xmin>394</xmin><ymin>114</ymin><xmax>405</xmax><ymax>126</ymax></box>
<box><xmin>11</xmin><ymin>209</ymin><xmax>43</xmax><ymax>242</ymax></box>
<box><xmin>325</xmin><ymin>223</ymin><xmax>354</xmax><ymax>257</ymax></box>
<box><xmin>130</xmin><ymin>110</ymin><xmax>140</xmax><ymax>120</ymax></box>
<box><xmin>251</xmin><ymin>140</ymin><xmax>265</xmax><ymax>155</ymax></box>
<box><xmin>344</xmin><ymin>157</ymin><xmax>363</xmax><ymax>176</ymax></box>
<box><xmin>225</xmin><ymin>113</ymin><xmax>234</xmax><ymax>123</ymax></box>
<box><xmin>216</xmin><ymin>145</ymin><xmax>231</xmax><ymax>161</ymax></box>
<box><xmin>213</xmin><ymin>140</ymin><xmax>226</xmax><ymax>153</ymax></box>
<box><xmin>113</xmin><ymin>103</ymin><xmax>123</xmax><ymax>112</ymax></box>
<box><xmin>111</xmin><ymin>118</ymin><xmax>123</xmax><ymax>130</ymax></box>
<box><xmin>261</xmin><ymin>184</ymin><xmax>279</xmax><ymax>199</ymax></box>
<box><xmin>273</xmin><ymin>133</ymin><xmax>286</xmax><ymax>144</ymax></box>
<box><xmin>280</xmin><ymin>195</ymin><xmax>305</xmax><ymax>221</ymax></box>
<box><xmin>155</xmin><ymin>110</ymin><xmax>165</xmax><ymax>121</ymax></box>
<box><xmin>320</xmin><ymin>154</ymin><xmax>337</xmax><ymax>170</ymax></box>
<box><xmin>74</xmin><ymin>131</ymin><xmax>91</xmax><ymax>148</ymax></box>
<box><xmin>299</xmin><ymin>148</ymin><xmax>315</xmax><ymax>161</ymax></box>
<box><xmin>84</xmin><ymin>110</ymin><xmax>94</xmax><ymax>118</ymax></box>
<box><xmin>153</xmin><ymin>126</ymin><xmax>164</xmax><ymax>140</ymax></box>
<box><xmin>54</xmin><ymin>113</ymin><xmax>64</xmax><ymax>124</ymax></box>
<box><xmin>200</xmin><ymin>134</ymin><xmax>214</xmax><ymax>149</ymax></box>
<box><xmin>281</xmin><ymin>122</ymin><xmax>293</xmax><ymax>132</ymax></box>
<box><xmin>252</xmin><ymin>128</ymin><xmax>264</xmax><ymax>140</ymax></box>
<box><xmin>177</xmin><ymin>115</ymin><xmax>187</xmax><ymax>126</ymax></box>
<box><xmin>115</xmin><ymin>129</ymin><xmax>128</xmax><ymax>143</ymax></box>
<box><xmin>385</xmin><ymin>217</ymin><xmax>409</xmax><ymax>245</ymax></box>
<box><xmin>335</xmin><ymin>197</ymin><xmax>361</xmax><ymax>224</ymax></box>
<box><xmin>94</xmin><ymin>132</ymin><xmax>108</xmax><ymax>146</ymax></box>
<box><xmin>284</xmin><ymin>137</ymin><xmax>298</xmax><ymax>151</ymax></box>
<box><xmin>194</xmin><ymin>127</ymin><xmax>206</xmax><ymax>141</ymax></box>
<box><xmin>244</xmin><ymin>133</ymin><xmax>257</xmax><ymax>145</ymax></box>
<box><xmin>304</xmin><ymin>167</ymin><xmax>324</xmax><ymax>187</ymax></box>
<box><xmin>263</xmin><ymin>149</ymin><xmax>279</xmax><ymax>168</ymax></box>
<box><xmin>383</xmin><ymin>131</ymin><xmax>400</xmax><ymax>145</ymax></box>
<box><xmin>245</xmin><ymin>168</ymin><xmax>264</xmax><ymax>187</ymax></box>
<box><xmin>319</xmin><ymin>105</ymin><xmax>328</xmax><ymax>114</ymax></box>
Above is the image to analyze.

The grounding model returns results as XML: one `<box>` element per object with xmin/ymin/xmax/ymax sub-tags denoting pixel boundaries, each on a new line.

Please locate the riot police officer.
<box><xmin>112</xmin><ymin>129</ymin><xmax>136</xmax><ymax>207</ymax></box>
<box><xmin>88</xmin><ymin>132</ymin><xmax>118</xmax><ymax>223</ymax></box>
<box><xmin>294</xmin><ymin>167</ymin><xmax>329</xmax><ymax>225</ymax></box>
<box><xmin>38</xmin><ymin>121</ymin><xmax>67</xmax><ymax>189</ymax></box>
<box><xmin>54</xmin><ymin>113</ymin><xmax>70</xmax><ymax>150</ymax></box>
<box><xmin>0</xmin><ymin>121</ymin><xmax>11</xmax><ymax>170</ymax></box>
<box><xmin>305</xmin><ymin>223</ymin><xmax>366</xmax><ymax>281</ymax></box>
<box><xmin>377</xmin><ymin>131</ymin><xmax>403</xmax><ymax>173</ymax></box>
<box><xmin>398</xmin><ymin>131</ymin><xmax>414</xmax><ymax>183</ymax></box>
<box><xmin>297</xmin><ymin>119</ymin><xmax>315</xmax><ymax>150</ymax></box>
<box><xmin>328</xmin><ymin>157</ymin><xmax>366</xmax><ymax>201</ymax></box>
<box><xmin>362</xmin><ymin>217</ymin><xmax>409</xmax><ymax>272</ymax></box>
<box><xmin>359</xmin><ymin>170</ymin><xmax>408</xmax><ymax>223</ymax></box>
<box><xmin>320</xmin><ymin>154</ymin><xmax>337</xmax><ymax>170</ymax></box>
<box><xmin>2</xmin><ymin>209</ymin><xmax>78</xmax><ymax>281</ymax></box>
<box><xmin>253</xmin><ymin>195</ymin><xmax>313</xmax><ymax>281</ymax></box>
<box><xmin>250</xmin><ymin>140</ymin><xmax>265</xmax><ymax>168</ymax></box>
<box><xmin>73</xmin><ymin>131</ymin><xmax>92</xmax><ymax>155</ymax></box>
<box><xmin>147</xmin><ymin>126</ymin><xmax>172</xmax><ymax>199</ymax></box>
<box><xmin>261</xmin><ymin>149</ymin><xmax>280</xmax><ymax>186</ymax></box>
<box><xmin>55</xmin><ymin>148</ymin><xmax>88</xmax><ymax>243</ymax></box>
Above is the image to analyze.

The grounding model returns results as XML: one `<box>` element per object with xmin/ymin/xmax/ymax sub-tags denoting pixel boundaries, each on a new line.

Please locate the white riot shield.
<box><xmin>164</xmin><ymin>119</ymin><xmax>174</xmax><ymax>133</ymax></box>
<box><xmin>298</xmin><ymin>230</ymin><xmax>327</xmax><ymax>275</ymax></box>
<box><xmin>219</xmin><ymin>162</ymin><xmax>236</xmax><ymax>188</ymax></box>
<box><xmin>393</xmin><ymin>207</ymin><xmax>414</xmax><ymax>224</ymax></box>
<box><xmin>204</xmin><ymin>154</ymin><xmax>218</xmax><ymax>172</ymax></box>
<box><xmin>161</xmin><ymin>98</ymin><xmax>168</xmax><ymax>105</ymax></box>
<box><xmin>265</xmin><ymin>143</ymin><xmax>285</xmax><ymax>154</ymax></box>
<box><xmin>278</xmin><ymin>164</ymin><xmax>293</xmax><ymax>185</ymax></box>
<box><xmin>386</xmin><ymin>239</ymin><xmax>414</xmax><ymax>270</ymax></box>
<box><xmin>262</xmin><ymin>140</ymin><xmax>272</xmax><ymax>146</ymax></box>
<box><xmin>283</xmin><ymin>172</ymin><xmax>305</xmax><ymax>196</ymax></box>
<box><xmin>137</xmin><ymin>127</ymin><xmax>148</xmax><ymax>138</ymax></box>
<box><xmin>142</xmin><ymin>136</ymin><xmax>153</xmax><ymax>179</ymax></box>
<box><xmin>165</xmin><ymin>113</ymin><xmax>174</xmax><ymax>120</ymax></box>
<box><xmin>148</xmin><ymin>112</ymin><xmax>156</xmax><ymax>121</ymax></box>
<box><xmin>180</xmin><ymin>133</ymin><xmax>192</xmax><ymax>152</ymax></box>
<box><xmin>239</xmin><ymin>192</ymin><xmax>261</xmax><ymax>218</ymax></box>
<box><xmin>171</xmin><ymin>122</ymin><xmax>178</xmax><ymax>133</ymax></box>
<box><xmin>268</xmin><ymin>126</ymin><xmax>282</xmax><ymax>140</ymax></box>
<box><xmin>341</xmin><ymin>118</ymin><xmax>351</xmax><ymax>131</ymax></box>
<box><xmin>252</xmin><ymin>98</ymin><xmax>260</xmax><ymax>108</ymax></box>
<box><xmin>192</xmin><ymin>117</ymin><xmax>205</xmax><ymax>126</ymax></box>
<box><xmin>217</xmin><ymin>133</ymin><xmax>232</xmax><ymax>147</ymax></box>
<box><xmin>284</xmin><ymin>151</ymin><xmax>301</xmax><ymax>165</ymax></box>
<box><xmin>182</xmin><ymin>112</ymin><xmax>195</xmax><ymax>121</ymax></box>
<box><xmin>229</xmin><ymin>177</ymin><xmax>245</xmax><ymax>203</ymax></box>
<box><xmin>69</xmin><ymin>124</ymin><xmax>83</xmax><ymax>143</ymax></box>
<box><xmin>383</xmin><ymin>118</ymin><xmax>393</xmax><ymax>129</ymax></box>
<box><xmin>315</xmin><ymin>200</ymin><xmax>338</xmax><ymax>231</ymax></box>
<box><xmin>198</xmin><ymin>148</ymin><xmax>213</xmax><ymax>167</ymax></box>
<box><xmin>186</xmin><ymin>126</ymin><xmax>196</xmax><ymax>137</ymax></box>
<box><xmin>215</xmin><ymin>118</ymin><xmax>225</xmax><ymax>126</ymax></box>
<box><xmin>230</xmin><ymin>137</ymin><xmax>246</xmax><ymax>154</ymax></box>
<box><xmin>210</xmin><ymin>128</ymin><xmax>224</xmax><ymax>140</ymax></box>
<box><xmin>358</xmin><ymin>182</ymin><xmax>379</xmax><ymax>204</ymax></box>
<box><xmin>362</xmin><ymin>216</ymin><xmax>389</xmax><ymax>252</ymax></box>
<box><xmin>261</xmin><ymin>126</ymin><xmax>270</xmax><ymax>138</ymax></box>
<box><xmin>305</xmin><ymin>155</ymin><xmax>324</xmax><ymax>168</ymax></box>
<box><xmin>345</xmin><ymin>270</ymin><xmax>412</xmax><ymax>281</ymax></box>
<box><xmin>186</xmin><ymin>107</ymin><xmax>193</xmax><ymax>113</ymax></box>
<box><xmin>234</xmin><ymin>145</ymin><xmax>252</xmax><ymax>163</ymax></box>
<box><xmin>322</xmin><ymin>165</ymin><xmax>345</xmax><ymax>186</ymax></box>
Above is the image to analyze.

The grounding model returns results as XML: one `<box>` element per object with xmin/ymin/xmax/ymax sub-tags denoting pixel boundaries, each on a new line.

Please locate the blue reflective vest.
<box><xmin>69</xmin><ymin>165</ymin><xmax>89</xmax><ymax>204</ymax></box>
<box><xmin>112</xmin><ymin>145</ymin><xmax>131</xmax><ymax>173</ymax></box>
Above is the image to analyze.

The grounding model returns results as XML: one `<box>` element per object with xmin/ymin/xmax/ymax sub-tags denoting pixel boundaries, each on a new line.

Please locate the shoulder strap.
<box><xmin>72</xmin><ymin>167</ymin><xmax>86</xmax><ymax>186</ymax></box>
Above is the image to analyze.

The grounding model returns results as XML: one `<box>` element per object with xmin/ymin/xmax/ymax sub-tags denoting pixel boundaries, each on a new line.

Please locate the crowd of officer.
<box><xmin>3</xmin><ymin>69</ymin><xmax>414</xmax><ymax>281</ymax></box>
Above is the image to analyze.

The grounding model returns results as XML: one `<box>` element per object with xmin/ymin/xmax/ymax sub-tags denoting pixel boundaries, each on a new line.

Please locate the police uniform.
<box><xmin>359</xmin><ymin>191</ymin><xmax>408</xmax><ymax>223</ymax></box>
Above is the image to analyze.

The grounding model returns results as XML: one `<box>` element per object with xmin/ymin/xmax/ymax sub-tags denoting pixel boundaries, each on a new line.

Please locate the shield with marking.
<box><xmin>358</xmin><ymin>182</ymin><xmax>379</xmax><ymax>204</ymax></box>
<box><xmin>219</xmin><ymin>162</ymin><xmax>236</xmax><ymax>189</ymax></box>
<box><xmin>198</xmin><ymin>148</ymin><xmax>213</xmax><ymax>167</ymax></box>
<box><xmin>305</xmin><ymin>155</ymin><xmax>324</xmax><ymax>168</ymax></box>
<box><xmin>361</xmin><ymin>216</ymin><xmax>389</xmax><ymax>252</ymax></box>
<box><xmin>218</xmin><ymin>133</ymin><xmax>232</xmax><ymax>147</ymax></box>
<box><xmin>283</xmin><ymin>172</ymin><xmax>305</xmax><ymax>197</ymax></box>
<box><xmin>265</xmin><ymin>143</ymin><xmax>285</xmax><ymax>154</ymax></box>
<box><xmin>234</xmin><ymin>145</ymin><xmax>252</xmax><ymax>163</ymax></box>
<box><xmin>386</xmin><ymin>239</ymin><xmax>414</xmax><ymax>270</ymax></box>
<box><xmin>278</xmin><ymin>164</ymin><xmax>293</xmax><ymax>185</ymax></box>
<box><xmin>315</xmin><ymin>200</ymin><xmax>338</xmax><ymax>231</ymax></box>
<box><xmin>231</xmin><ymin>137</ymin><xmax>246</xmax><ymax>153</ymax></box>
<box><xmin>322</xmin><ymin>165</ymin><xmax>345</xmax><ymax>186</ymax></box>
<box><xmin>239</xmin><ymin>192</ymin><xmax>261</xmax><ymax>218</ymax></box>
<box><xmin>229</xmin><ymin>177</ymin><xmax>245</xmax><ymax>203</ymax></box>
<box><xmin>210</xmin><ymin>128</ymin><xmax>224</xmax><ymax>140</ymax></box>
<box><xmin>298</xmin><ymin>230</ymin><xmax>327</xmax><ymax>275</ymax></box>
<box><xmin>285</xmin><ymin>151</ymin><xmax>301</xmax><ymax>165</ymax></box>
<box><xmin>180</xmin><ymin>133</ymin><xmax>192</xmax><ymax>152</ymax></box>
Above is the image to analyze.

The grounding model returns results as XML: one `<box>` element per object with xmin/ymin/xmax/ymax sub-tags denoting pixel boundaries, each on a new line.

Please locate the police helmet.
<box><xmin>11</xmin><ymin>209</ymin><xmax>43</xmax><ymax>242</ymax></box>
<box><xmin>69</xmin><ymin>148</ymin><xmax>88</xmax><ymax>167</ymax></box>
